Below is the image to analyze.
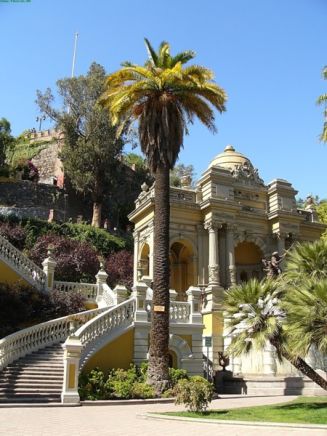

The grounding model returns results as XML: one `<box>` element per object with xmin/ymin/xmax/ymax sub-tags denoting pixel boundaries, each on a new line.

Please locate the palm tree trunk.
<box><xmin>147</xmin><ymin>164</ymin><xmax>170</xmax><ymax>395</ymax></box>
<box><xmin>91</xmin><ymin>202</ymin><xmax>102</xmax><ymax>228</ymax></box>
<box><xmin>270</xmin><ymin>338</ymin><xmax>327</xmax><ymax>391</ymax></box>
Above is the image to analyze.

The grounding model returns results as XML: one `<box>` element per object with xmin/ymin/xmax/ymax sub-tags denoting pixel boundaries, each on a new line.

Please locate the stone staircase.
<box><xmin>0</xmin><ymin>343</ymin><xmax>64</xmax><ymax>403</ymax></box>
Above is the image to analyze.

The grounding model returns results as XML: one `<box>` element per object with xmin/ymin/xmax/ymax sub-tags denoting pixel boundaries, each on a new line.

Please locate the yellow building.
<box><xmin>129</xmin><ymin>145</ymin><xmax>325</xmax><ymax>374</ymax></box>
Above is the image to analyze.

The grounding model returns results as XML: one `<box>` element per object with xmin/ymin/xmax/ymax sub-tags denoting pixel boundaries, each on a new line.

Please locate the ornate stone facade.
<box><xmin>129</xmin><ymin>144</ymin><xmax>326</xmax><ymax>374</ymax></box>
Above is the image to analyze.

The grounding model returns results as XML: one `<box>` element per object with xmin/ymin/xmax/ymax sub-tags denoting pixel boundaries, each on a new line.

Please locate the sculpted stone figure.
<box><xmin>262</xmin><ymin>251</ymin><xmax>283</xmax><ymax>278</ymax></box>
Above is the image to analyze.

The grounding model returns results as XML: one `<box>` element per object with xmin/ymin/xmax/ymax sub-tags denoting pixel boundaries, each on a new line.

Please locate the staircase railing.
<box><xmin>71</xmin><ymin>298</ymin><xmax>136</xmax><ymax>368</ymax></box>
<box><xmin>53</xmin><ymin>281</ymin><xmax>98</xmax><ymax>300</ymax></box>
<box><xmin>0</xmin><ymin>234</ymin><xmax>46</xmax><ymax>290</ymax></box>
<box><xmin>0</xmin><ymin>307</ymin><xmax>106</xmax><ymax>371</ymax></box>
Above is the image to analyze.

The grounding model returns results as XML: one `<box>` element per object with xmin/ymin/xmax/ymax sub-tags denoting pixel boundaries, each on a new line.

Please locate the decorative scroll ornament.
<box><xmin>230</xmin><ymin>162</ymin><xmax>264</xmax><ymax>186</ymax></box>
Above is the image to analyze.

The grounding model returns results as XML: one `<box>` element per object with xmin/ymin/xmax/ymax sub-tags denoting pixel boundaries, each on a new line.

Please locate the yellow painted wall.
<box><xmin>0</xmin><ymin>260</ymin><xmax>28</xmax><ymax>285</ymax></box>
<box><xmin>235</xmin><ymin>242</ymin><xmax>262</xmax><ymax>264</ymax></box>
<box><xmin>203</xmin><ymin>312</ymin><xmax>223</xmax><ymax>337</ymax></box>
<box><xmin>83</xmin><ymin>328</ymin><xmax>134</xmax><ymax>373</ymax></box>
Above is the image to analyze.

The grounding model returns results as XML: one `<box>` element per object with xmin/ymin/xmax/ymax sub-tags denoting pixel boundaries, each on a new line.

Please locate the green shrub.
<box><xmin>131</xmin><ymin>382</ymin><xmax>155</xmax><ymax>399</ymax></box>
<box><xmin>169</xmin><ymin>368</ymin><xmax>189</xmax><ymax>387</ymax></box>
<box><xmin>109</xmin><ymin>380</ymin><xmax>133</xmax><ymax>399</ymax></box>
<box><xmin>79</xmin><ymin>368</ymin><xmax>111</xmax><ymax>400</ymax></box>
<box><xmin>174</xmin><ymin>376</ymin><xmax>214</xmax><ymax>412</ymax></box>
<box><xmin>0</xmin><ymin>215</ymin><xmax>130</xmax><ymax>256</ymax></box>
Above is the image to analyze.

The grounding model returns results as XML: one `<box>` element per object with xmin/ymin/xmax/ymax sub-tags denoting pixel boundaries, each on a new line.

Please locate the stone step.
<box><xmin>6</xmin><ymin>363</ymin><xmax>64</xmax><ymax>369</ymax></box>
<box><xmin>0</xmin><ymin>387</ymin><xmax>61</xmax><ymax>394</ymax></box>
<box><xmin>2</xmin><ymin>368</ymin><xmax>64</xmax><ymax>376</ymax></box>
<box><xmin>0</xmin><ymin>374</ymin><xmax>62</xmax><ymax>382</ymax></box>
<box><xmin>0</xmin><ymin>396</ymin><xmax>61</xmax><ymax>403</ymax></box>
<box><xmin>0</xmin><ymin>379</ymin><xmax>62</xmax><ymax>390</ymax></box>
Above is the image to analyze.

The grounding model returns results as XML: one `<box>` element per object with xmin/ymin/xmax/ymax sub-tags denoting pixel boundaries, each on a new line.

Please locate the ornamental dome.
<box><xmin>208</xmin><ymin>145</ymin><xmax>253</xmax><ymax>170</ymax></box>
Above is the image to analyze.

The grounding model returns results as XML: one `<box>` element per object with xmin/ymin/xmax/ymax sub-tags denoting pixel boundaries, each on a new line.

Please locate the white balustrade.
<box><xmin>53</xmin><ymin>281</ymin><xmax>98</xmax><ymax>300</ymax></box>
<box><xmin>71</xmin><ymin>298</ymin><xmax>136</xmax><ymax>367</ymax></box>
<box><xmin>0</xmin><ymin>234</ymin><xmax>46</xmax><ymax>290</ymax></box>
<box><xmin>0</xmin><ymin>307</ymin><xmax>105</xmax><ymax>371</ymax></box>
<box><xmin>170</xmin><ymin>301</ymin><xmax>191</xmax><ymax>323</ymax></box>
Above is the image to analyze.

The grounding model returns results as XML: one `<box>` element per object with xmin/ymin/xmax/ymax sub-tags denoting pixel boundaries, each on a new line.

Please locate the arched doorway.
<box><xmin>169</xmin><ymin>240</ymin><xmax>195</xmax><ymax>301</ymax></box>
<box><xmin>235</xmin><ymin>241</ymin><xmax>263</xmax><ymax>282</ymax></box>
<box><xmin>139</xmin><ymin>243</ymin><xmax>150</xmax><ymax>277</ymax></box>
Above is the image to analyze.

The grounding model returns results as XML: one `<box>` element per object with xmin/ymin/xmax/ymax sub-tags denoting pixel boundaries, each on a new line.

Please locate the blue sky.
<box><xmin>1</xmin><ymin>0</ymin><xmax>326</xmax><ymax>199</ymax></box>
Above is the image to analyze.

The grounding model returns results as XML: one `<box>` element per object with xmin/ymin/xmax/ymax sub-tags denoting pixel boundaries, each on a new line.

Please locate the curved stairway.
<box><xmin>0</xmin><ymin>343</ymin><xmax>64</xmax><ymax>403</ymax></box>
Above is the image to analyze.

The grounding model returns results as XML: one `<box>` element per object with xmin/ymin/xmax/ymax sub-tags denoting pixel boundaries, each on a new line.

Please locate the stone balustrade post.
<box><xmin>42</xmin><ymin>249</ymin><xmax>57</xmax><ymax>291</ymax></box>
<box><xmin>131</xmin><ymin>281</ymin><xmax>148</xmax><ymax>323</ymax></box>
<box><xmin>61</xmin><ymin>336</ymin><xmax>83</xmax><ymax>404</ymax></box>
<box><xmin>95</xmin><ymin>264</ymin><xmax>108</xmax><ymax>301</ymax></box>
<box><xmin>186</xmin><ymin>286</ymin><xmax>202</xmax><ymax>324</ymax></box>
<box><xmin>169</xmin><ymin>289</ymin><xmax>177</xmax><ymax>301</ymax></box>
<box><xmin>113</xmin><ymin>284</ymin><xmax>128</xmax><ymax>305</ymax></box>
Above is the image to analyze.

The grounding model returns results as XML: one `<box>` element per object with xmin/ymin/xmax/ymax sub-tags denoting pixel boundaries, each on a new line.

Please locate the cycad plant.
<box><xmin>100</xmin><ymin>39</ymin><xmax>227</xmax><ymax>393</ymax></box>
<box><xmin>282</xmin><ymin>278</ymin><xmax>327</xmax><ymax>357</ymax></box>
<box><xmin>283</xmin><ymin>239</ymin><xmax>327</xmax><ymax>283</ymax></box>
<box><xmin>225</xmin><ymin>278</ymin><xmax>327</xmax><ymax>390</ymax></box>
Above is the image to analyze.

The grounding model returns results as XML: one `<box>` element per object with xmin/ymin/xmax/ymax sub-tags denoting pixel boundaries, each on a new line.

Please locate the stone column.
<box><xmin>42</xmin><ymin>248</ymin><xmax>57</xmax><ymax>291</ymax></box>
<box><xmin>276</xmin><ymin>232</ymin><xmax>286</xmax><ymax>270</ymax></box>
<box><xmin>263</xmin><ymin>341</ymin><xmax>277</xmax><ymax>375</ymax></box>
<box><xmin>61</xmin><ymin>337</ymin><xmax>83</xmax><ymax>404</ymax></box>
<box><xmin>226</xmin><ymin>224</ymin><xmax>236</xmax><ymax>287</ymax></box>
<box><xmin>133</xmin><ymin>231</ymin><xmax>139</xmax><ymax>286</ymax></box>
<box><xmin>205</xmin><ymin>221</ymin><xmax>221</xmax><ymax>287</ymax></box>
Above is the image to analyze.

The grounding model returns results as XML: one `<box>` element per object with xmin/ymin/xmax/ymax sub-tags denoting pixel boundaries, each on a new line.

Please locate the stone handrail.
<box><xmin>0</xmin><ymin>307</ymin><xmax>106</xmax><ymax>371</ymax></box>
<box><xmin>170</xmin><ymin>301</ymin><xmax>191</xmax><ymax>323</ymax></box>
<box><xmin>53</xmin><ymin>281</ymin><xmax>98</xmax><ymax>300</ymax></box>
<box><xmin>145</xmin><ymin>300</ymin><xmax>191</xmax><ymax>323</ymax></box>
<box><xmin>0</xmin><ymin>234</ymin><xmax>46</xmax><ymax>290</ymax></box>
<box><xmin>73</xmin><ymin>298</ymin><xmax>136</xmax><ymax>367</ymax></box>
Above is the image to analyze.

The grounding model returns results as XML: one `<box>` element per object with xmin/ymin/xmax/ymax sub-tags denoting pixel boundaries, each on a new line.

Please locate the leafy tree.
<box><xmin>36</xmin><ymin>63</ymin><xmax>129</xmax><ymax>227</ymax></box>
<box><xmin>170</xmin><ymin>163</ymin><xmax>196</xmax><ymax>187</ymax></box>
<box><xmin>0</xmin><ymin>118</ymin><xmax>14</xmax><ymax>169</ymax></box>
<box><xmin>100</xmin><ymin>38</ymin><xmax>227</xmax><ymax>393</ymax></box>
<box><xmin>317</xmin><ymin>66</ymin><xmax>327</xmax><ymax>142</ymax></box>
<box><xmin>224</xmin><ymin>278</ymin><xmax>327</xmax><ymax>391</ymax></box>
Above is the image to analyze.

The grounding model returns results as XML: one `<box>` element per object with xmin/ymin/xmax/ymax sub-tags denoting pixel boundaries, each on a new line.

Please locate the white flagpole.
<box><xmin>71</xmin><ymin>32</ymin><xmax>79</xmax><ymax>78</ymax></box>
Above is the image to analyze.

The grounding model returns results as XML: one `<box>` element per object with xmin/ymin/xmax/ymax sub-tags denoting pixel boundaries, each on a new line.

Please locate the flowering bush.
<box><xmin>29</xmin><ymin>234</ymin><xmax>99</xmax><ymax>283</ymax></box>
<box><xmin>0</xmin><ymin>222</ymin><xmax>26</xmax><ymax>249</ymax></box>
<box><xmin>105</xmin><ymin>249</ymin><xmax>133</xmax><ymax>289</ymax></box>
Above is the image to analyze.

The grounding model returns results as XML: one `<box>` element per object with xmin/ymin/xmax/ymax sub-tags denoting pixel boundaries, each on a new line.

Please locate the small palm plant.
<box><xmin>224</xmin><ymin>278</ymin><xmax>327</xmax><ymax>391</ymax></box>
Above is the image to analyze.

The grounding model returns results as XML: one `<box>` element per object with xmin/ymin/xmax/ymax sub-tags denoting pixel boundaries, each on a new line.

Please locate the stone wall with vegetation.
<box><xmin>0</xmin><ymin>180</ymin><xmax>91</xmax><ymax>222</ymax></box>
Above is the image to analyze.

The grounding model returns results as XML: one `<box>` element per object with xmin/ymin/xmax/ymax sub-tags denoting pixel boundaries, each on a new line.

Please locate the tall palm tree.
<box><xmin>100</xmin><ymin>39</ymin><xmax>227</xmax><ymax>393</ymax></box>
<box><xmin>317</xmin><ymin>66</ymin><xmax>327</xmax><ymax>142</ymax></box>
<box><xmin>224</xmin><ymin>278</ymin><xmax>327</xmax><ymax>390</ymax></box>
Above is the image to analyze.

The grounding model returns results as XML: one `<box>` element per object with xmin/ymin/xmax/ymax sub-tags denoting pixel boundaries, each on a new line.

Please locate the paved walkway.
<box><xmin>1</xmin><ymin>395</ymin><xmax>326</xmax><ymax>436</ymax></box>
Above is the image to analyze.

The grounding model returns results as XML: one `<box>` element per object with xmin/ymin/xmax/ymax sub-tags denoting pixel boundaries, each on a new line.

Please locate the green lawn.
<box><xmin>165</xmin><ymin>396</ymin><xmax>327</xmax><ymax>425</ymax></box>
